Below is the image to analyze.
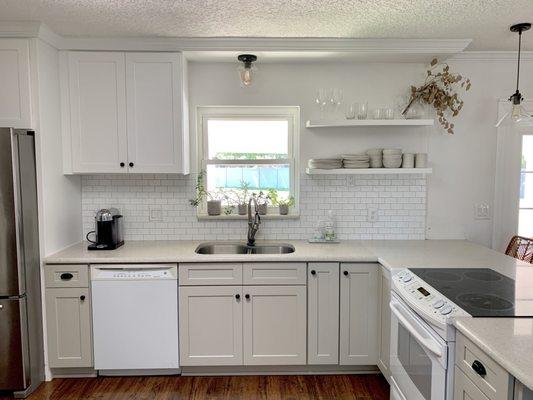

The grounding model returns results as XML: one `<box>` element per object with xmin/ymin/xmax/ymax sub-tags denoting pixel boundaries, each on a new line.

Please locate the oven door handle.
<box><xmin>390</xmin><ymin>301</ymin><xmax>443</xmax><ymax>358</ymax></box>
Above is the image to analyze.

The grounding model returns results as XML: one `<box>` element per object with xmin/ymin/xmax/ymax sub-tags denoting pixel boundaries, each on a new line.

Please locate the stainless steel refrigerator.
<box><xmin>0</xmin><ymin>128</ymin><xmax>43</xmax><ymax>398</ymax></box>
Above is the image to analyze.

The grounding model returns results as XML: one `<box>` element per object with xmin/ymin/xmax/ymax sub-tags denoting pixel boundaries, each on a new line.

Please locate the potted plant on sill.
<box><xmin>255</xmin><ymin>191</ymin><xmax>270</xmax><ymax>215</ymax></box>
<box><xmin>268</xmin><ymin>189</ymin><xmax>295</xmax><ymax>215</ymax></box>
<box><xmin>188</xmin><ymin>171</ymin><xmax>222</xmax><ymax>216</ymax></box>
<box><xmin>235</xmin><ymin>181</ymin><xmax>250</xmax><ymax>215</ymax></box>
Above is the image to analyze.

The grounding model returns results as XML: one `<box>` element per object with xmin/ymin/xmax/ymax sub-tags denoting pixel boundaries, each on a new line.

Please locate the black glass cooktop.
<box><xmin>409</xmin><ymin>268</ymin><xmax>533</xmax><ymax>317</ymax></box>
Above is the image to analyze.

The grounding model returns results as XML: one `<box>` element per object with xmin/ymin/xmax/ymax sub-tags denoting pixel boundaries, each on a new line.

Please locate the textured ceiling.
<box><xmin>1</xmin><ymin>0</ymin><xmax>533</xmax><ymax>50</ymax></box>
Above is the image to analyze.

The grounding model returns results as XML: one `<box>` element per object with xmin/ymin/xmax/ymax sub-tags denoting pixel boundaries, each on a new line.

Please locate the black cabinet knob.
<box><xmin>311</xmin><ymin>270</ymin><xmax>316</xmax><ymax>275</ymax></box>
<box><xmin>120</xmin><ymin>162</ymin><xmax>125</xmax><ymax>167</ymax></box>
<box><xmin>60</xmin><ymin>272</ymin><xmax>73</xmax><ymax>281</ymax></box>
<box><xmin>245</xmin><ymin>294</ymin><xmax>250</xmax><ymax>300</ymax></box>
<box><xmin>472</xmin><ymin>360</ymin><xmax>486</xmax><ymax>377</ymax></box>
<box><xmin>129</xmin><ymin>162</ymin><xmax>134</xmax><ymax>167</ymax></box>
<box><xmin>235</xmin><ymin>294</ymin><xmax>240</xmax><ymax>300</ymax></box>
<box><xmin>80</xmin><ymin>295</ymin><xmax>86</xmax><ymax>301</ymax></box>
<box><xmin>343</xmin><ymin>271</ymin><xmax>349</xmax><ymax>276</ymax></box>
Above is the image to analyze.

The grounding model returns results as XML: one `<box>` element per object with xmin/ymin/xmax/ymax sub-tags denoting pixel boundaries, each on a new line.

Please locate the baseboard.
<box><xmin>51</xmin><ymin>367</ymin><xmax>97</xmax><ymax>378</ymax></box>
<box><xmin>98</xmin><ymin>369</ymin><xmax>181</xmax><ymax>376</ymax></box>
<box><xmin>181</xmin><ymin>365</ymin><xmax>380</xmax><ymax>376</ymax></box>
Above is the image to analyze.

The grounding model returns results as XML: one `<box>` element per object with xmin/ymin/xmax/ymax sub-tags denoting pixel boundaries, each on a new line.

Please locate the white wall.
<box><xmin>34</xmin><ymin>39</ymin><xmax>82</xmax><ymax>256</ymax></box>
<box><xmin>187</xmin><ymin>58</ymin><xmax>533</xmax><ymax>247</ymax></box>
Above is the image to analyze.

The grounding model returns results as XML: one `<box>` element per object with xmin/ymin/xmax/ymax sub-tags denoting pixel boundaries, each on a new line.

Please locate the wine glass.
<box><xmin>315</xmin><ymin>89</ymin><xmax>329</xmax><ymax>120</ymax></box>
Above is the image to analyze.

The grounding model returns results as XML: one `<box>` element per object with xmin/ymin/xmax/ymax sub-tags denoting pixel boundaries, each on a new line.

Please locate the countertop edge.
<box><xmin>453</xmin><ymin>318</ymin><xmax>533</xmax><ymax>391</ymax></box>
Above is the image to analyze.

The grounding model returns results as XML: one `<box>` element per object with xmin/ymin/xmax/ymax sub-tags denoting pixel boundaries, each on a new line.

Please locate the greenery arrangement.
<box><xmin>402</xmin><ymin>58</ymin><xmax>471</xmax><ymax>134</ymax></box>
<box><xmin>189</xmin><ymin>171</ymin><xmax>207</xmax><ymax>207</ymax></box>
<box><xmin>268</xmin><ymin>189</ymin><xmax>295</xmax><ymax>207</ymax></box>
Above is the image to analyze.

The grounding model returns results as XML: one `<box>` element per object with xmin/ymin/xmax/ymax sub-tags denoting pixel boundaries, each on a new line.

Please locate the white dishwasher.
<box><xmin>91</xmin><ymin>264</ymin><xmax>179</xmax><ymax>373</ymax></box>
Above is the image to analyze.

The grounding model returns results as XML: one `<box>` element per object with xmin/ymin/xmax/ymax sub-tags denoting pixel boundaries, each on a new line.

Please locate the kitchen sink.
<box><xmin>195</xmin><ymin>242</ymin><xmax>295</xmax><ymax>255</ymax></box>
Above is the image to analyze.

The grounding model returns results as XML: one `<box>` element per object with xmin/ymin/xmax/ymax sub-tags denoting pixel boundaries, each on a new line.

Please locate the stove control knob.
<box><xmin>440</xmin><ymin>305</ymin><xmax>453</xmax><ymax>315</ymax></box>
<box><xmin>433</xmin><ymin>300</ymin><xmax>445</xmax><ymax>309</ymax></box>
<box><xmin>402</xmin><ymin>274</ymin><xmax>413</xmax><ymax>283</ymax></box>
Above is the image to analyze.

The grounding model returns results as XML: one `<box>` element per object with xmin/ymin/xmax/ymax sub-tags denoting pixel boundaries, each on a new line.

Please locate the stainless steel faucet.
<box><xmin>247</xmin><ymin>196</ymin><xmax>261</xmax><ymax>246</ymax></box>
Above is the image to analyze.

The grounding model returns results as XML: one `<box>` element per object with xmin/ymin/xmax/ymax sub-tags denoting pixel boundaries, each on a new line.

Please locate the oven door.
<box><xmin>390</xmin><ymin>292</ymin><xmax>449</xmax><ymax>400</ymax></box>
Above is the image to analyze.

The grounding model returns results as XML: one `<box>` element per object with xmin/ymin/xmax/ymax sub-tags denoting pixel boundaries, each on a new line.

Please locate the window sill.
<box><xmin>197</xmin><ymin>213</ymin><xmax>300</xmax><ymax>221</ymax></box>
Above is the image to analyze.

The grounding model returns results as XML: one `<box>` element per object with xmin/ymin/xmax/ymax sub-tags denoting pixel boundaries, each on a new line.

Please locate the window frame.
<box><xmin>518</xmin><ymin>133</ymin><xmax>533</xmax><ymax>236</ymax></box>
<box><xmin>196</xmin><ymin>106</ymin><xmax>300</xmax><ymax>218</ymax></box>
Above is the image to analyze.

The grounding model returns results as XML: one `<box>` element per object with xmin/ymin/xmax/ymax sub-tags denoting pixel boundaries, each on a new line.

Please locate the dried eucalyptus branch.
<box><xmin>403</xmin><ymin>58</ymin><xmax>471</xmax><ymax>134</ymax></box>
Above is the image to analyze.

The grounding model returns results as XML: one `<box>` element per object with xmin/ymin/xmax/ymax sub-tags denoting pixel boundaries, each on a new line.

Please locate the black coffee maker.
<box><xmin>87</xmin><ymin>208</ymin><xmax>124</xmax><ymax>250</ymax></box>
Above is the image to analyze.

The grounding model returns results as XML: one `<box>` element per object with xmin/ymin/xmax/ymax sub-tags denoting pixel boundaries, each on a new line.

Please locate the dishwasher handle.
<box><xmin>91</xmin><ymin>264</ymin><xmax>178</xmax><ymax>280</ymax></box>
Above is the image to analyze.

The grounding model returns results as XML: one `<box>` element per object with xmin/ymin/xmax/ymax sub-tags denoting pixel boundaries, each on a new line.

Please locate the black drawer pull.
<box><xmin>245</xmin><ymin>294</ymin><xmax>250</xmax><ymax>300</ymax></box>
<box><xmin>472</xmin><ymin>360</ymin><xmax>486</xmax><ymax>377</ymax></box>
<box><xmin>120</xmin><ymin>162</ymin><xmax>125</xmax><ymax>167</ymax></box>
<box><xmin>80</xmin><ymin>295</ymin><xmax>86</xmax><ymax>301</ymax></box>
<box><xmin>343</xmin><ymin>270</ymin><xmax>349</xmax><ymax>276</ymax></box>
<box><xmin>60</xmin><ymin>273</ymin><xmax>73</xmax><ymax>281</ymax></box>
<box><xmin>235</xmin><ymin>294</ymin><xmax>240</xmax><ymax>300</ymax></box>
<box><xmin>311</xmin><ymin>270</ymin><xmax>316</xmax><ymax>275</ymax></box>
<box><xmin>129</xmin><ymin>162</ymin><xmax>134</xmax><ymax>167</ymax></box>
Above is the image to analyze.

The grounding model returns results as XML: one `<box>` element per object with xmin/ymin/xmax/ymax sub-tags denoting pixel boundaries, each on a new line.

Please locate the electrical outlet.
<box><xmin>347</xmin><ymin>176</ymin><xmax>356</xmax><ymax>186</ymax></box>
<box><xmin>149</xmin><ymin>206</ymin><xmax>163</xmax><ymax>222</ymax></box>
<box><xmin>475</xmin><ymin>203</ymin><xmax>490</xmax><ymax>220</ymax></box>
<box><xmin>367</xmin><ymin>207</ymin><xmax>378</xmax><ymax>222</ymax></box>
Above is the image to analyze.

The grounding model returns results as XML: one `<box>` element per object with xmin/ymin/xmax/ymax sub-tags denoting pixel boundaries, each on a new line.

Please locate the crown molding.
<box><xmin>0</xmin><ymin>21</ymin><xmax>63</xmax><ymax>48</ymax></box>
<box><xmin>452</xmin><ymin>51</ymin><xmax>533</xmax><ymax>61</ymax></box>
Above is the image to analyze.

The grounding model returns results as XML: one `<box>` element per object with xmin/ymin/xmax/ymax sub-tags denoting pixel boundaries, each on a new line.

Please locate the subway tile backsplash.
<box><xmin>82</xmin><ymin>173</ymin><xmax>427</xmax><ymax>241</ymax></box>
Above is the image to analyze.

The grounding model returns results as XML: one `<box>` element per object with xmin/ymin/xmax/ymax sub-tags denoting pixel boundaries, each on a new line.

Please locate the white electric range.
<box><xmin>389</xmin><ymin>267</ymin><xmax>533</xmax><ymax>400</ymax></box>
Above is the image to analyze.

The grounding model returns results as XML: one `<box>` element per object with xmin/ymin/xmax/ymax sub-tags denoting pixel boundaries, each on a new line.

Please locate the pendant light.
<box><xmin>496</xmin><ymin>23</ymin><xmax>533</xmax><ymax>128</ymax></box>
<box><xmin>237</xmin><ymin>54</ymin><xmax>257</xmax><ymax>87</ymax></box>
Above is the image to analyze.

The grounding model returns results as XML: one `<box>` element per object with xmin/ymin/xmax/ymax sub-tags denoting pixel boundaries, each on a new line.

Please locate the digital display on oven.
<box><xmin>417</xmin><ymin>287</ymin><xmax>430</xmax><ymax>297</ymax></box>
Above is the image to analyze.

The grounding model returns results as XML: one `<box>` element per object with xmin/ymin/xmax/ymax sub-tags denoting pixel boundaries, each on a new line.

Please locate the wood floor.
<box><xmin>5</xmin><ymin>374</ymin><xmax>390</xmax><ymax>400</ymax></box>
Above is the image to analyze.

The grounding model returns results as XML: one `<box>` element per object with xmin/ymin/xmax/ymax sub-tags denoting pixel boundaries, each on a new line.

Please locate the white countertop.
<box><xmin>45</xmin><ymin>239</ymin><xmax>529</xmax><ymax>276</ymax></box>
<box><xmin>454</xmin><ymin>317</ymin><xmax>533</xmax><ymax>391</ymax></box>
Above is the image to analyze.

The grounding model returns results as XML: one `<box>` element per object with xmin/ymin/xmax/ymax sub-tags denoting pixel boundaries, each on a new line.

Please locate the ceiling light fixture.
<box><xmin>496</xmin><ymin>23</ymin><xmax>533</xmax><ymax>128</ymax></box>
<box><xmin>237</xmin><ymin>54</ymin><xmax>257</xmax><ymax>87</ymax></box>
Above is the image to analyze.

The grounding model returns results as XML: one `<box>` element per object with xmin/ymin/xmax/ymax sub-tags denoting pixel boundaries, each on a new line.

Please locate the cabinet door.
<box><xmin>45</xmin><ymin>288</ymin><xmax>92</xmax><ymax>368</ymax></box>
<box><xmin>308</xmin><ymin>263</ymin><xmax>339</xmax><ymax>364</ymax></box>
<box><xmin>125</xmin><ymin>53</ymin><xmax>185</xmax><ymax>173</ymax></box>
<box><xmin>339</xmin><ymin>263</ymin><xmax>378</xmax><ymax>365</ymax></box>
<box><xmin>179</xmin><ymin>286</ymin><xmax>243</xmax><ymax>366</ymax></box>
<box><xmin>68</xmin><ymin>52</ymin><xmax>127</xmax><ymax>173</ymax></box>
<box><xmin>378</xmin><ymin>265</ymin><xmax>391</xmax><ymax>381</ymax></box>
<box><xmin>454</xmin><ymin>366</ymin><xmax>490</xmax><ymax>400</ymax></box>
<box><xmin>0</xmin><ymin>39</ymin><xmax>31</xmax><ymax>128</ymax></box>
<box><xmin>243</xmin><ymin>286</ymin><xmax>306</xmax><ymax>365</ymax></box>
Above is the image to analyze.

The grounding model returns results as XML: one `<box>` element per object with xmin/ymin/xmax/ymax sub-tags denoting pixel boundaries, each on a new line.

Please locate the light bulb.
<box><xmin>241</xmin><ymin>67</ymin><xmax>252</xmax><ymax>86</ymax></box>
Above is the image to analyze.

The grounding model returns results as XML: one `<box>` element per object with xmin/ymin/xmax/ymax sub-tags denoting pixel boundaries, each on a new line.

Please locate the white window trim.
<box><xmin>196</xmin><ymin>106</ymin><xmax>300</xmax><ymax>219</ymax></box>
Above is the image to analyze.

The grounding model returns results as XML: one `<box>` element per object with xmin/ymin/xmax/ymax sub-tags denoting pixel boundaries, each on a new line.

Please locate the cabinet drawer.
<box><xmin>179</xmin><ymin>263</ymin><xmax>242</xmax><ymax>285</ymax></box>
<box><xmin>243</xmin><ymin>263</ymin><xmax>307</xmax><ymax>285</ymax></box>
<box><xmin>454</xmin><ymin>366</ymin><xmax>490</xmax><ymax>400</ymax></box>
<box><xmin>45</xmin><ymin>265</ymin><xmax>89</xmax><ymax>288</ymax></box>
<box><xmin>456</xmin><ymin>332</ymin><xmax>511</xmax><ymax>400</ymax></box>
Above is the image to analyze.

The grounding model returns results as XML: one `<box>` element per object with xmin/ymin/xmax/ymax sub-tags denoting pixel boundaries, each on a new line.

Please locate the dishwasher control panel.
<box><xmin>91</xmin><ymin>264</ymin><xmax>178</xmax><ymax>280</ymax></box>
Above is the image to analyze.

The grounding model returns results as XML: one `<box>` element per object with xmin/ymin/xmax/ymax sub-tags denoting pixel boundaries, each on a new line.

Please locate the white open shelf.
<box><xmin>306</xmin><ymin>167</ymin><xmax>432</xmax><ymax>175</ymax></box>
<box><xmin>305</xmin><ymin>119</ymin><xmax>434</xmax><ymax>128</ymax></box>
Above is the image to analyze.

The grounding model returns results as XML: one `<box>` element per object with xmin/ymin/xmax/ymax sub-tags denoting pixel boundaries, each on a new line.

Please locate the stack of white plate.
<box><xmin>383</xmin><ymin>149</ymin><xmax>402</xmax><ymax>168</ymax></box>
<box><xmin>341</xmin><ymin>154</ymin><xmax>370</xmax><ymax>169</ymax></box>
<box><xmin>308</xmin><ymin>158</ymin><xmax>343</xmax><ymax>169</ymax></box>
<box><xmin>366</xmin><ymin>148</ymin><xmax>383</xmax><ymax>168</ymax></box>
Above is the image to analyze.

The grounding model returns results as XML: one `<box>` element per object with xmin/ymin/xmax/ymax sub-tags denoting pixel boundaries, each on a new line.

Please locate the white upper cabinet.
<box><xmin>0</xmin><ymin>39</ymin><xmax>32</xmax><ymax>128</ymax></box>
<box><xmin>125</xmin><ymin>53</ymin><xmax>186</xmax><ymax>173</ymax></box>
<box><xmin>62</xmin><ymin>51</ymin><xmax>189</xmax><ymax>174</ymax></box>
<box><xmin>67</xmin><ymin>52</ymin><xmax>127</xmax><ymax>173</ymax></box>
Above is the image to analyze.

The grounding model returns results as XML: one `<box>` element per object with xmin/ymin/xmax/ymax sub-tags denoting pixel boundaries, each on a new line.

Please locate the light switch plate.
<box><xmin>149</xmin><ymin>206</ymin><xmax>163</xmax><ymax>222</ymax></box>
<box><xmin>475</xmin><ymin>203</ymin><xmax>490</xmax><ymax>220</ymax></box>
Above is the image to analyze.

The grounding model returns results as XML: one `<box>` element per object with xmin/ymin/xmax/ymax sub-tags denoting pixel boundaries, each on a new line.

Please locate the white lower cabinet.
<box><xmin>45</xmin><ymin>287</ymin><xmax>93</xmax><ymax>368</ymax></box>
<box><xmin>339</xmin><ymin>263</ymin><xmax>379</xmax><ymax>365</ymax></box>
<box><xmin>307</xmin><ymin>263</ymin><xmax>339</xmax><ymax>364</ymax></box>
<box><xmin>454</xmin><ymin>366</ymin><xmax>490</xmax><ymax>400</ymax></box>
<box><xmin>179</xmin><ymin>286</ymin><xmax>243</xmax><ymax>366</ymax></box>
<box><xmin>243</xmin><ymin>285</ymin><xmax>307</xmax><ymax>365</ymax></box>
